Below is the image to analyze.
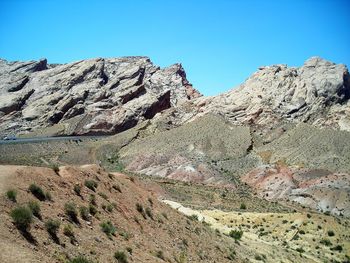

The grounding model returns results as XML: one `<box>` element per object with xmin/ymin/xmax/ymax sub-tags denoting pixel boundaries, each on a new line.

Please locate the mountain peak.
<box><xmin>303</xmin><ymin>56</ymin><xmax>336</xmax><ymax>67</ymax></box>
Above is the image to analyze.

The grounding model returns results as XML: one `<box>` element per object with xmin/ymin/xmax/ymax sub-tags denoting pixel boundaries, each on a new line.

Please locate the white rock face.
<box><xmin>0</xmin><ymin>57</ymin><xmax>201</xmax><ymax>136</ymax></box>
<box><xmin>0</xmin><ymin>56</ymin><xmax>348</xmax><ymax>136</ymax></box>
<box><xmin>174</xmin><ymin>57</ymin><xmax>349</xmax><ymax>131</ymax></box>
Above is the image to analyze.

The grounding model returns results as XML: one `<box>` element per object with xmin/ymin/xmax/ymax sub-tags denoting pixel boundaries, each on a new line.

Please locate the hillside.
<box><xmin>1</xmin><ymin>113</ymin><xmax>350</xmax><ymax>218</ymax></box>
<box><xmin>0</xmin><ymin>164</ymin><xmax>240</xmax><ymax>263</ymax></box>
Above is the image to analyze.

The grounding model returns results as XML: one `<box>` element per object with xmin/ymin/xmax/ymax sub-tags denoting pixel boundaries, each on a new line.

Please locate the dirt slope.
<box><xmin>0</xmin><ymin>164</ymin><xmax>239</xmax><ymax>263</ymax></box>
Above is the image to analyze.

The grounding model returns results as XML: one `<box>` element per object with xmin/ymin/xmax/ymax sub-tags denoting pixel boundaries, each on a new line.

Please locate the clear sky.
<box><xmin>0</xmin><ymin>0</ymin><xmax>349</xmax><ymax>96</ymax></box>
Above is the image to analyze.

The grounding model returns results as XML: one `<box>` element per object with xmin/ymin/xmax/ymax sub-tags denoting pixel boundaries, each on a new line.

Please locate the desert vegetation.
<box><xmin>1</xmin><ymin>165</ymin><xmax>242</xmax><ymax>262</ymax></box>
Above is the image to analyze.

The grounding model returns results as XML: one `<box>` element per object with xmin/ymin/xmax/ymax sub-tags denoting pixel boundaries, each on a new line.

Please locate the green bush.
<box><xmin>188</xmin><ymin>214</ymin><xmax>199</xmax><ymax>221</ymax></box>
<box><xmin>106</xmin><ymin>203</ymin><xmax>114</xmax><ymax>212</ymax></box>
<box><xmin>136</xmin><ymin>203</ymin><xmax>143</xmax><ymax>212</ymax></box>
<box><xmin>254</xmin><ymin>254</ymin><xmax>263</xmax><ymax>261</ymax></box>
<box><xmin>45</xmin><ymin>191</ymin><xmax>52</xmax><ymax>201</ymax></box>
<box><xmin>100</xmin><ymin>221</ymin><xmax>116</xmax><ymax>238</ymax></box>
<box><xmin>50</xmin><ymin>164</ymin><xmax>60</xmax><ymax>174</ymax></box>
<box><xmin>320</xmin><ymin>239</ymin><xmax>332</xmax><ymax>246</ymax></box>
<box><xmin>68</xmin><ymin>256</ymin><xmax>93</xmax><ymax>263</ymax></box>
<box><xmin>229</xmin><ymin>229</ymin><xmax>243</xmax><ymax>240</ymax></box>
<box><xmin>64</xmin><ymin>202</ymin><xmax>78</xmax><ymax>223</ymax></box>
<box><xmin>74</xmin><ymin>184</ymin><xmax>81</xmax><ymax>196</ymax></box>
<box><xmin>114</xmin><ymin>251</ymin><xmax>128</xmax><ymax>263</ymax></box>
<box><xmin>145</xmin><ymin>207</ymin><xmax>153</xmax><ymax>219</ymax></box>
<box><xmin>327</xmin><ymin>230</ymin><xmax>335</xmax><ymax>237</ymax></box>
<box><xmin>28</xmin><ymin>201</ymin><xmax>41</xmax><ymax>219</ymax></box>
<box><xmin>227</xmin><ymin>248</ymin><xmax>236</xmax><ymax>260</ymax></box>
<box><xmin>112</xmin><ymin>184</ymin><xmax>122</xmax><ymax>193</ymax></box>
<box><xmin>155</xmin><ymin>250</ymin><xmax>165</xmax><ymax>260</ymax></box>
<box><xmin>28</xmin><ymin>183</ymin><xmax>46</xmax><ymax>201</ymax></box>
<box><xmin>79</xmin><ymin>206</ymin><xmax>90</xmax><ymax>220</ymax></box>
<box><xmin>84</xmin><ymin>180</ymin><xmax>98</xmax><ymax>191</ymax></box>
<box><xmin>120</xmin><ymin>231</ymin><xmax>131</xmax><ymax>241</ymax></box>
<box><xmin>330</xmin><ymin>245</ymin><xmax>343</xmax><ymax>252</ymax></box>
<box><xmin>98</xmin><ymin>192</ymin><xmax>108</xmax><ymax>200</ymax></box>
<box><xmin>240</xmin><ymin>203</ymin><xmax>247</xmax><ymax>210</ymax></box>
<box><xmin>63</xmin><ymin>224</ymin><xmax>75</xmax><ymax>238</ymax></box>
<box><xmin>6</xmin><ymin>189</ymin><xmax>17</xmax><ymax>202</ymax></box>
<box><xmin>161</xmin><ymin>212</ymin><xmax>168</xmax><ymax>220</ymax></box>
<box><xmin>45</xmin><ymin>218</ymin><xmax>60</xmax><ymax>236</ymax></box>
<box><xmin>296</xmin><ymin>247</ymin><xmax>305</xmax><ymax>253</ymax></box>
<box><xmin>89</xmin><ymin>194</ymin><xmax>97</xmax><ymax>205</ymax></box>
<box><xmin>89</xmin><ymin>204</ymin><xmax>97</xmax><ymax>216</ymax></box>
<box><xmin>136</xmin><ymin>203</ymin><xmax>146</xmax><ymax>218</ymax></box>
<box><xmin>10</xmin><ymin>205</ymin><xmax>33</xmax><ymax>231</ymax></box>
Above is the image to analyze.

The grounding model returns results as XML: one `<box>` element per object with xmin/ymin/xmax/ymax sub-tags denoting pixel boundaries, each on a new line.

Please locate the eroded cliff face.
<box><xmin>0</xmin><ymin>56</ymin><xmax>349</xmax><ymax>137</ymax></box>
<box><xmin>156</xmin><ymin>57</ymin><xmax>350</xmax><ymax>132</ymax></box>
<box><xmin>0</xmin><ymin>57</ymin><xmax>201</xmax><ymax>136</ymax></box>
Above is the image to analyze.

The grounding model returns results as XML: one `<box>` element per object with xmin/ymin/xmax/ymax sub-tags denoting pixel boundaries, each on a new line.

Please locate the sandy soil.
<box><xmin>163</xmin><ymin>200</ymin><xmax>350</xmax><ymax>263</ymax></box>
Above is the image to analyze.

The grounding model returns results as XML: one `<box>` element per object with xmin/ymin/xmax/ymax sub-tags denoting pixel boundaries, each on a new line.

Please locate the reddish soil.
<box><xmin>0</xmin><ymin>164</ymin><xmax>239</xmax><ymax>263</ymax></box>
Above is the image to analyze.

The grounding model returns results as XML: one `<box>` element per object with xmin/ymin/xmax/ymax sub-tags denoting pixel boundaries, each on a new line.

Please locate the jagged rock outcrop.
<box><xmin>0</xmin><ymin>56</ymin><xmax>349</xmax><ymax>137</ymax></box>
<box><xmin>156</xmin><ymin>57</ymin><xmax>350</xmax><ymax>132</ymax></box>
<box><xmin>0</xmin><ymin>57</ymin><xmax>201</xmax><ymax>136</ymax></box>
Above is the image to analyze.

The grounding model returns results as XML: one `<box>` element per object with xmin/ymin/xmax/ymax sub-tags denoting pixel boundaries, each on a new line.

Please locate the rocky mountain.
<box><xmin>0</xmin><ymin>57</ymin><xmax>200</xmax><ymax>136</ymax></box>
<box><xmin>1</xmin><ymin>56</ymin><xmax>349</xmax><ymax>137</ymax></box>
<box><xmin>157</xmin><ymin>57</ymin><xmax>350</xmax><ymax>133</ymax></box>
<box><xmin>1</xmin><ymin>56</ymin><xmax>350</xmax><ymax>263</ymax></box>
<box><xmin>1</xmin><ymin>56</ymin><xmax>350</xmax><ymax>216</ymax></box>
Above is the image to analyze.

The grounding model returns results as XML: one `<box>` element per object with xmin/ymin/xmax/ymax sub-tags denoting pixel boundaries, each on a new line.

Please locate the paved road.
<box><xmin>0</xmin><ymin>136</ymin><xmax>108</xmax><ymax>145</ymax></box>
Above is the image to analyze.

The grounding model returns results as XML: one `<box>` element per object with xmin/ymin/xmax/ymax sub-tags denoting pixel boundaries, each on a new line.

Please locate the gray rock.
<box><xmin>0</xmin><ymin>56</ymin><xmax>349</xmax><ymax>137</ymax></box>
<box><xmin>0</xmin><ymin>56</ymin><xmax>201</xmax><ymax>136</ymax></box>
<box><xmin>164</xmin><ymin>56</ymin><xmax>350</xmax><ymax>132</ymax></box>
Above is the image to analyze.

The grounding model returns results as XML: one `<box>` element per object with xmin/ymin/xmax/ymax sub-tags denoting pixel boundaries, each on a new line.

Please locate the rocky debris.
<box><xmin>158</xmin><ymin>57</ymin><xmax>350</xmax><ymax>132</ymax></box>
<box><xmin>0</xmin><ymin>57</ymin><xmax>201</xmax><ymax>136</ymax></box>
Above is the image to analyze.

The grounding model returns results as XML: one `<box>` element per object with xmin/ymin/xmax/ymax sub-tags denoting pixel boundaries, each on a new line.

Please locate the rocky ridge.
<box><xmin>1</xmin><ymin>56</ymin><xmax>350</xmax><ymax>137</ymax></box>
<box><xmin>156</xmin><ymin>57</ymin><xmax>350</xmax><ymax>132</ymax></box>
<box><xmin>0</xmin><ymin>57</ymin><xmax>200</xmax><ymax>136</ymax></box>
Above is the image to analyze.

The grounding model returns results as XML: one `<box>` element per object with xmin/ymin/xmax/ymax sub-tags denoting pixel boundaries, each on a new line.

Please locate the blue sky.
<box><xmin>0</xmin><ymin>0</ymin><xmax>349</xmax><ymax>96</ymax></box>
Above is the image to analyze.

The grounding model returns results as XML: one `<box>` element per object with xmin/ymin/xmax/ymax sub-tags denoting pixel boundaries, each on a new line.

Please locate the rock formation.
<box><xmin>1</xmin><ymin>56</ymin><xmax>349</xmax><ymax>137</ymax></box>
<box><xmin>0</xmin><ymin>57</ymin><xmax>200</xmax><ymax>136</ymax></box>
<box><xmin>158</xmin><ymin>57</ymin><xmax>350</xmax><ymax>132</ymax></box>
